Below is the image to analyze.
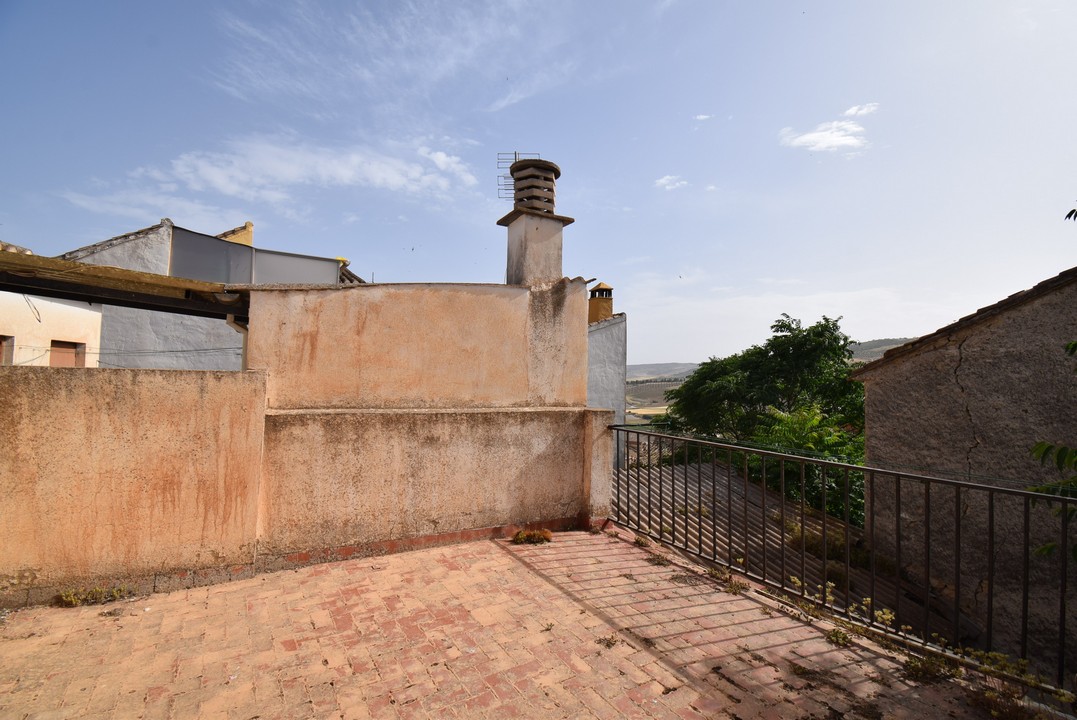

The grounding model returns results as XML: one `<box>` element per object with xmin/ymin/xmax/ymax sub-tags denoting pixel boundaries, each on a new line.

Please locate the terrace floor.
<box><xmin>0</xmin><ymin>528</ymin><xmax>992</xmax><ymax>719</ymax></box>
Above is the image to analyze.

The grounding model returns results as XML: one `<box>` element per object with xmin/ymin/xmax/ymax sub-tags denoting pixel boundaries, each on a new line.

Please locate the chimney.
<box><xmin>588</xmin><ymin>282</ymin><xmax>614</xmax><ymax>323</ymax></box>
<box><xmin>497</xmin><ymin>159</ymin><xmax>574</xmax><ymax>286</ymax></box>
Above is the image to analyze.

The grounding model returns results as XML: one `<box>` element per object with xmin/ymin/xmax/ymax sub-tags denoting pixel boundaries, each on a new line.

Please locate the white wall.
<box><xmin>0</xmin><ymin>293</ymin><xmax>102</xmax><ymax>367</ymax></box>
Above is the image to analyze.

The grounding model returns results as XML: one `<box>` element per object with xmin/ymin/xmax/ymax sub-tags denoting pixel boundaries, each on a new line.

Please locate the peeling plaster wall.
<box><xmin>857</xmin><ymin>282</ymin><xmax>1077</xmax><ymax>677</ymax></box>
<box><xmin>0</xmin><ymin>367</ymin><xmax>266</xmax><ymax>605</ymax></box>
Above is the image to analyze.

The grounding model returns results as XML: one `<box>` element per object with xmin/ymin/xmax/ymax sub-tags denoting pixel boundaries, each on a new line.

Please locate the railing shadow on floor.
<box><xmin>611</xmin><ymin>425</ymin><xmax>1077</xmax><ymax>694</ymax></box>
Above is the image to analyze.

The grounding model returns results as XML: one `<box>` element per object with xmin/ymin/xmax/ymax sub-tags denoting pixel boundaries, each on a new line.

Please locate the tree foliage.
<box><xmin>665</xmin><ymin>315</ymin><xmax>864</xmax><ymax>446</ymax></box>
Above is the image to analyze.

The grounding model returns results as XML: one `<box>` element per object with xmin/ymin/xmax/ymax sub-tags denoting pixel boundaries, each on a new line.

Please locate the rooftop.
<box><xmin>0</xmin><ymin>529</ymin><xmax>990</xmax><ymax>719</ymax></box>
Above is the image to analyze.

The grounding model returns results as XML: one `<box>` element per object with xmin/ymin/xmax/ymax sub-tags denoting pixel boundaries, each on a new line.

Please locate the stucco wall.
<box><xmin>247</xmin><ymin>279</ymin><xmax>588</xmax><ymax>410</ymax></box>
<box><xmin>0</xmin><ymin>367</ymin><xmax>266</xmax><ymax>603</ymax></box>
<box><xmin>588</xmin><ymin>314</ymin><xmax>627</xmax><ymax>467</ymax></box>
<box><xmin>259</xmin><ymin>408</ymin><xmax>610</xmax><ymax>557</ymax></box>
<box><xmin>856</xmin><ymin>282</ymin><xmax>1077</xmax><ymax>676</ymax></box>
<box><xmin>0</xmin><ymin>294</ymin><xmax>102</xmax><ymax>366</ymax></box>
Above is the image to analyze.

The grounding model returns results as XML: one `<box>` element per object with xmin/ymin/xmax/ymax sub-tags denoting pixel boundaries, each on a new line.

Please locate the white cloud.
<box><xmin>779</xmin><ymin>120</ymin><xmax>868</xmax><ymax>152</ymax></box>
<box><xmin>417</xmin><ymin>147</ymin><xmax>478</xmax><ymax>187</ymax></box>
<box><xmin>705</xmin><ymin>184</ymin><xmax>717</xmax><ymax>192</ymax></box>
<box><xmin>654</xmin><ymin>175</ymin><xmax>688</xmax><ymax>191</ymax></box>
<box><xmin>62</xmin><ymin>190</ymin><xmax>246</xmax><ymax>233</ymax></box>
<box><xmin>781</xmin><ymin>103</ymin><xmax>881</xmax><ymax>154</ymax></box>
<box><xmin>694</xmin><ymin>114</ymin><xmax>713</xmax><ymax>121</ymax></box>
<box><xmin>65</xmin><ymin>136</ymin><xmax>480</xmax><ymax>225</ymax></box>
<box><xmin>843</xmin><ymin>103</ymin><xmax>880</xmax><ymax>117</ymax></box>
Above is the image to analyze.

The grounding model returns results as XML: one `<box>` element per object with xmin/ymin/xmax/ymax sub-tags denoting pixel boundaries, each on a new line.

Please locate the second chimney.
<box><xmin>498</xmin><ymin>159</ymin><xmax>574</xmax><ymax>286</ymax></box>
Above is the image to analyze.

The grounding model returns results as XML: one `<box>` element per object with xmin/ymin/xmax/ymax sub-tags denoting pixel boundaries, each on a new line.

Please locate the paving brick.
<box><xmin>0</xmin><ymin>532</ymin><xmax>998</xmax><ymax>719</ymax></box>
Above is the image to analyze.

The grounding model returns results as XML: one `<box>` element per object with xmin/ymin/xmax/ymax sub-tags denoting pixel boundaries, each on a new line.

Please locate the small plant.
<box><xmin>902</xmin><ymin>653</ymin><xmax>959</xmax><ymax>683</ymax></box>
<box><xmin>723</xmin><ymin>578</ymin><xmax>749</xmax><ymax>594</ymax></box>
<box><xmin>620</xmin><ymin>573</ymin><xmax>636</xmax><ymax>581</ymax></box>
<box><xmin>825</xmin><ymin>628</ymin><xmax>851</xmax><ymax>647</ymax></box>
<box><xmin>57</xmin><ymin>585</ymin><xmax>133</xmax><ymax>607</ymax></box>
<box><xmin>647</xmin><ymin>555</ymin><xmax>671</xmax><ymax>567</ymax></box>
<box><xmin>633</xmin><ymin>536</ymin><xmax>650</xmax><ymax>547</ymax></box>
<box><xmin>542</xmin><ymin>622</ymin><xmax>554</xmax><ymax>632</ymax></box>
<box><xmin>595</xmin><ymin>634</ymin><xmax>618</xmax><ymax>649</ymax></box>
<box><xmin>706</xmin><ymin>567</ymin><xmax>730</xmax><ymax>582</ymax></box>
<box><xmin>512</xmin><ymin>529</ymin><xmax>553</xmax><ymax>545</ymax></box>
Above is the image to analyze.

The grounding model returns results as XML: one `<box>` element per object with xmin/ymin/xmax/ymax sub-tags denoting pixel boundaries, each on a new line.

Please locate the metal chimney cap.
<box><xmin>509</xmin><ymin>158</ymin><xmax>561</xmax><ymax>179</ymax></box>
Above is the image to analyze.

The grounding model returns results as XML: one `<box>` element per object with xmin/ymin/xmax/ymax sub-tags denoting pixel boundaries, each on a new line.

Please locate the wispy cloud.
<box><xmin>655</xmin><ymin>175</ymin><xmax>688</xmax><ymax>191</ymax></box>
<box><xmin>63</xmin><ymin>189</ymin><xmax>246</xmax><ymax>232</ymax></box>
<box><xmin>214</xmin><ymin>3</ymin><xmax>578</xmax><ymax>118</ymax></box>
<box><xmin>779</xmin><ymin>120</ymin><xmax>868</xmax><ymax>152</ymax></box>
<box><xmin>694</xmin><ymin>114</ymin><xmax>713</xmax><ymax>121</ymax></box>
<box><xmin>844</xmin><ymin>102</ymin><xmax>879</xmax><ymax>117</ymax></box>
<box><xmin>67</xmin><ymin>135</ymin><xmax>480</xmax><ymax>226</ymax></box>
<box><xmin>780</xmin><ymin>103</ymin><xmax>881</xmax><ymax>154</ymax></box>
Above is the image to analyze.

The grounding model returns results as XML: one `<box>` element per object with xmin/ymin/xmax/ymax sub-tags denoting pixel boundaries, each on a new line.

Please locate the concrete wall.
<box><xmin>0</xmin><ymin>294</ymin><xmax>102</xmax><ymax>367</ymax></box>
<box><xmin>247</xmin><ymin>279</ymin><xmax>588</xmax><ymax>410</ymax></box>
<box><xmin>856</xmin><ymin>281</ymin><xmax>1077</xmax><ymax>676</ymax></box>
<box><xmin>0</xmin><ymin>277</ymin><xmax>611</xmax><ymax>605</ymax></box>
<box><xmin>0</xmin><ymin>367</ymin><xmax>266</xmax><ymax>604</ymax></box>
<box><xmin>259</xmin><ymin>408</ymin><xmax>611</xmax><ymax>558</ymax></box>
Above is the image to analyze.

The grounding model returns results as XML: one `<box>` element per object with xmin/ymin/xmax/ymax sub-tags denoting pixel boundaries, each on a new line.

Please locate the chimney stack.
<box><xmin>498</xmin><ymin>159</ymin><xmax>574</xmax><ymax>286</ymax></box>
<box><xmin>588</xmin><ymin>282</ymin><xmax>614</xmax><ymax>323</ymax></box>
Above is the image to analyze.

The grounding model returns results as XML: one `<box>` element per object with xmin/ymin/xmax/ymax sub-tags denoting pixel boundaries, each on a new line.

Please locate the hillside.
<box><xmin>849</xmin><ymin>338</ymin><xmax>915</xmax><ymax>362</ymax></box>
<box><xmin>626</xmin><ymin>362</ymin><xmax>699</xmax><ymax>381</ymax></box>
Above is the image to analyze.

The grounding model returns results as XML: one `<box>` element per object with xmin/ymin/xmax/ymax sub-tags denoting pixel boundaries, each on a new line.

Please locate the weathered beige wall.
<box><xmin>246</xmin><ymin>279</ymin><xmax>588</xmax><ymax>410</ymax></box>
<box><xmin>0</xmin><ymin>367</ymin><xmax>266</xmax><ymax>602</ymax></box>
<box><xmin>258</xmin><ymin>408</ymin><xmax>607</xmax><ymax>555</ymax></box>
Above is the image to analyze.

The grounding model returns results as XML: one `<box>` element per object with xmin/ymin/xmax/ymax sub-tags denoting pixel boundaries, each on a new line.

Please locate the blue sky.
<box><xmin>2</xmin><ymin>1</ymin><xmax>1075</xmax><ymax>364</ymax></box>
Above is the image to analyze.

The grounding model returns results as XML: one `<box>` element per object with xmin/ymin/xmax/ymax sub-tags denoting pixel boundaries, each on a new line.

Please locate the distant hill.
<box><xmin>849</xmin><ymin>338</ymin><xmax>915</xmax><ymax>362</ymax></box>
<box><xmin>628</xmin><ymin>339</ymin><xmax>916</xmax><ymax>380</ymax></box>
<box><xmin>626</xmin><ymin>362</ymin><xmax>699</xmax><ymax>381</ymax></box>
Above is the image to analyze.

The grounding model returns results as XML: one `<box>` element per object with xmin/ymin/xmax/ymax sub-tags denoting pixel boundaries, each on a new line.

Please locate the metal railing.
<box><xmin>611</xmin><ymin>425</ymin><xmax>1076</xmax><ymax>692</ymax></box>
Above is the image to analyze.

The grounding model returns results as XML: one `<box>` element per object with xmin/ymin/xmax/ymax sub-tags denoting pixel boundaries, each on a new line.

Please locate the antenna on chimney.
<box><xmin>497</xmin><ymin>151</ymin><xmax>540</xmax><ymax>200</ymax></box>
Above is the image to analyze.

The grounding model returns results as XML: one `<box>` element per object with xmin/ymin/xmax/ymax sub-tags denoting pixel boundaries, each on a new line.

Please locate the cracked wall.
<box><xmin>857</xmin><ymin>280</ymin><xmax>1077</xmax><ymax>680</ymax></box>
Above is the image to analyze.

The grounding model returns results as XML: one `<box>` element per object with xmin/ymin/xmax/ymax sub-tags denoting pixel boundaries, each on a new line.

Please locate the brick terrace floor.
<box><xmin>0</xmin><ymin>528</ymin><xmax>992</xmax><ymax>719</ymax></box>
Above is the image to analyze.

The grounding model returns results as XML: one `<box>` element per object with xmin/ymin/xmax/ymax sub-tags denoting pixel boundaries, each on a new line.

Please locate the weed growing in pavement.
<box><xmin>57</xmin><ymin>585</ymin><xmax>133</xmax><ymax>607</ymax></box>
<box><xmin>825</xmin><ymin>628</ymin><xmax>851</xmax><ymax>647</ymax></box>
<box><xmin>512</xmin><ymin>529</ymin><xmax>553</xmax><ymax>545</ymax></box>
<box><xmin>633</xmin><ymin>535</ymin><xmax>650</xmax><ymax>547</ymax></box>
<box><xmin>595</xmin><ymin>634</ymin><xmax>618</xmax><ymax>649</ymax></box>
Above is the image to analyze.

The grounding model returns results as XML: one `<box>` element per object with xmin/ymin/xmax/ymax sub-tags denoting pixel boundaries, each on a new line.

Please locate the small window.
<box><xmin>0</xmin><ymin>336</ymin><xmax>13</xmax><ymax>365</ymax></box>
<box><xmin>50</xmin><ymin>340</ymin><xmax>85</xmax><ymax>368</ymax></box>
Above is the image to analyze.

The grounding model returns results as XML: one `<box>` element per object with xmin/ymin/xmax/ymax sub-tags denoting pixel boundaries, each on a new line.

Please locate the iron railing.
<box><xmin>611</xmin><ymin>425</ymin><xmax>1076</xmax><ymax>692</ymax></box>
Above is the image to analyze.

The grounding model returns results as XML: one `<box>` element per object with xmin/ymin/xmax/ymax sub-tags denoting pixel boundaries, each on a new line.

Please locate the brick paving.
<box><xmin>0</xmin><ymin>528</ymin><xmax>989</xmax><ymax>719</ymax></box>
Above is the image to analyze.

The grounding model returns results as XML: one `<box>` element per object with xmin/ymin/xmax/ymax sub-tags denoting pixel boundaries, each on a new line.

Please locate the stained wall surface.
<box><xmin>246</xmin><ymin>279</ymin><xmax>588</xmax><ymax>410</ymax></box>
<box><xmin>259</xmin><ymin>408</ymin><xmax>611</xmax><ymax>556</ymax></box>
<box><xmin>0</xmin><ymin>367</ymin><xmax>266</xmax><ymax>602</ymax></box>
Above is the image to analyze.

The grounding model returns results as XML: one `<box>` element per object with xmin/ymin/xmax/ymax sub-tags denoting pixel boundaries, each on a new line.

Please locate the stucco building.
<box><xmin>0</xmin><ymin>243</ymin><xmax>102</xmax><ymax>367</ymax></box>
<box><xmin>59</xmin><ymin>220</ymin><xmax>361</xmax><ymax>370</ymax></box>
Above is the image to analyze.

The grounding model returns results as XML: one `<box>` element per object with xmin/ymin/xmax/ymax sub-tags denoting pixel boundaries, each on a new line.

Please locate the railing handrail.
<box><xmin>611</xmin><ymin>424</ymin><xmax>1076</xmax><ymax>504</ymax></box>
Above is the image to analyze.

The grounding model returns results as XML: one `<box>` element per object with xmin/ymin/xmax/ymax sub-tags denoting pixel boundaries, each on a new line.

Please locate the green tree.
<box><xmin>665</xmin><ymin>315</ymin><xmax>864</xmax><ymax>442</ymax></box>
